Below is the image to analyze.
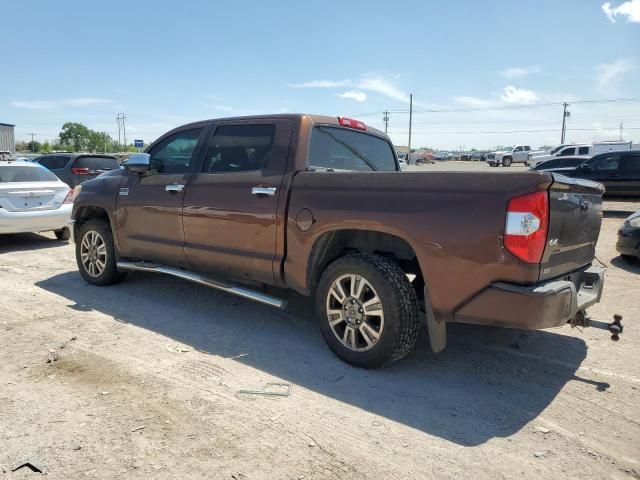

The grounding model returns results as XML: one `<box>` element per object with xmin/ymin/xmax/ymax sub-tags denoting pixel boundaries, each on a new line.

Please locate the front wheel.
<box><xmin>76</xmin><ymin>219</ymin><xmax>127</xmax><ymax>286</ymax></box>
<box><xmin>54</xmin><ymin>227</ymin><xmax>70</xmax><ymax>241</ymax></box>
<box><xmin>316</xmin><ymin>254</ymin><xmax>420</xmax><ymax>368</ymax></box>
<box><xmin>502</xmin><ymin>157</ymin><xmax>512</xmax><ymax>167</ymax></box>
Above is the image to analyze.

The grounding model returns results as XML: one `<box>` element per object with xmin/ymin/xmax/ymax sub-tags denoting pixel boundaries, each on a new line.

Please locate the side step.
<box><xmin>116</xmin><ymin>261</ymin><xmax>287</xmax><ymax>310</ymax></box>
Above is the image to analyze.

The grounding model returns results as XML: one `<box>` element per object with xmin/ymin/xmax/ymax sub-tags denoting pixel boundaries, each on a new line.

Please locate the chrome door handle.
<box><xmin>165</xmin><ymin>183</ymin><xmax>185</xmax><ymax>193</ymax></box>
<box><xmin>251</xmin><ymin>186</ymin><xmax>277</xmax><ymax>197</ymax></box>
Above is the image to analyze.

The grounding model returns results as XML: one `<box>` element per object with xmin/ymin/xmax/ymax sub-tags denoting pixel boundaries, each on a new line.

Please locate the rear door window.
<box><xmin>620</xmin><ymin>154</ymin><xmax>640</xmax><ymax>176</ymax></box>
<box><xmin>202</xmin><ymin>124</ymin><xmax>276</xmax><ymax>173</ymax></box>
<box><xmin>38</xmin><ymin>155</ymin><xmax>70</xmax><ymax>170</ymax></box>
<box><xmin>73</xmin><ymin>156</ymin><xmax>119</xmax><ymax>171</ymax></box>
<box><xmin>589</xmin><ymin>154</ymin><xmax>620</xmax><ymax>173</ymax></box>
<box><xmin>578</xmin><ymin>146</ymin><xmax>590</xmax><ymax>155</ymax></box>
<box><xmin>559</xmin><ymin>147</ymin><xmax>576</xmax><ymax>156</ymax></box>
<box><xmin>308</xmin><ymin>126</ymin><xmax>397</xmax><ymax>171</ymax></box>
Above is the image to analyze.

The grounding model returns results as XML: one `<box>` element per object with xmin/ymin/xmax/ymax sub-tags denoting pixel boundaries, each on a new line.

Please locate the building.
<box><xmin>0</xmin><ymin>123</ymin><xmax>16</xmax><ymax>153</ymax></box>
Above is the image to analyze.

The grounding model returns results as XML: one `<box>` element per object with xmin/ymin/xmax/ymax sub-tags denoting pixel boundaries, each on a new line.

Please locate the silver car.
<box><xmin>0</xmin><ymin>160</ymin><xmax>73</xmax><ymax>239</ymax></box>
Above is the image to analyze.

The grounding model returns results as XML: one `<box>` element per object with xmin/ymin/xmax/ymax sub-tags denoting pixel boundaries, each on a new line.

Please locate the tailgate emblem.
<box><xmin>548</xmin><ymin>238</ymin><xmax>559</xmax><ymax>246</ymax></box>
<box><xmin>119</xmin><ymin>188</ymin><xmax>129</xmax><ymax>196</ymax></box>
<box><xmin>580</xmin><ymin>201</ymin><xmax>589</xmax><ymax>213</ymax></box>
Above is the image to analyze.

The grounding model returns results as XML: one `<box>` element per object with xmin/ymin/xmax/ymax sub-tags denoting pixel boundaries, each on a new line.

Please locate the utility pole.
<box><xmin>560</xmin><ymin>102</ymin><xmax>569</xmax><ymax>144</ymax></box>
<box><xmin>620</xmin><ymin>122</ymin><xmax>623</xmax><ymax>141</ymax></box>
<box><xmin>383</xmin><ymin>110</ymin><xmax>390</xmax><ymax>134</ymax></box>
<box><xmin>408</xmin><ymin>94</ymin><xmax>413</xmax><ymax>158</ymax></box>
<box><xmin>122</xmin><ymin>113</ymin><xmax>127</xmax><ymax>150</ymax></box>
<box><xmin>116</xmin><ymin>114</ymin><xmax>122</xmax><ymax>149</ymax></box>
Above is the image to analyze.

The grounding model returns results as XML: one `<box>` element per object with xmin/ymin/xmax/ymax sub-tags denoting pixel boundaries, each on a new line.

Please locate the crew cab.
<box><xmin>71</xmin><ymin>114</ymin><xmax>609</xmax><ymax>368</ymax></box>
<box><xmin>487</xmin><ymin>145</ymin><xmax>531</xmax><ymax>167</ymax></box>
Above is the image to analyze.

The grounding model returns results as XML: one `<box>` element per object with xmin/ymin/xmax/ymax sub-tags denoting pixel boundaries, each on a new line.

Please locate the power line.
<box><xmin>354</xmin><ymin>97</ymin><xmax>640</xmax><ymax>117</ymax></box>
<box><xmin>388</xmin><ymin>127</ymin><xmax>640</xmax><ymax>135</ymax></box>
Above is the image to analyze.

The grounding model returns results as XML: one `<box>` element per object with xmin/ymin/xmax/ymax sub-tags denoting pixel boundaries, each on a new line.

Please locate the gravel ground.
<box><xmin>1</xmin><ymin>167</ymin><xmax>639</xmax><ymax>479</ymax></box>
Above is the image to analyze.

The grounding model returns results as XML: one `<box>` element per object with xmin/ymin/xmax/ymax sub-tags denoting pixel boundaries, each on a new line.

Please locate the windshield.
<box><xmin>0</xmin><ymin>165</ymin><xmax>59</xmax><ymax>182</ymax></box>
<box><xmin>307</xmin><ymin>126</ymin><xmax>397</xmax><ymax>172</ymax></box>
<box><xmin>549</xmin><ymin>146</ymin><xmax>563</xmax><ymax>155</ymax></box>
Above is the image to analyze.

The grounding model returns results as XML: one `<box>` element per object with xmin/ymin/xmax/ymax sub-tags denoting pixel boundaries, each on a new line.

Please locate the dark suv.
<box><xmin>34</xmin><ymin>153</ymin><xmax>119</xmax><ymax>187</ymax></box>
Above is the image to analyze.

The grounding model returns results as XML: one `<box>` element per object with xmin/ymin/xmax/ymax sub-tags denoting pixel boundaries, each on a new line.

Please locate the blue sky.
<box><xmin>3</xmin><ymin>0</ymin><xmax>640</xmax><ymax>149</ymax></box>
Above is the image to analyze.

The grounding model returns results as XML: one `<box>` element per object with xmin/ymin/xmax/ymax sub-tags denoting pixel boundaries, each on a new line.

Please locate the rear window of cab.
<box><xmin>0</xmin><ymin>165</ymin><xmax>59</xmax><ymax>182</ymax></box>
<box><xmin>307</xmin><ymin>126</ymin><xmax>397</xmax><ymax>172</ymax></box>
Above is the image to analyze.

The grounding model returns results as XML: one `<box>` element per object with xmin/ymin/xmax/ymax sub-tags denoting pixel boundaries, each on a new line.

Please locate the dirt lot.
<box><xmin>1</xmin><ymin>169</ymin><xmax>639</xmax><ymax>479</ymax></box>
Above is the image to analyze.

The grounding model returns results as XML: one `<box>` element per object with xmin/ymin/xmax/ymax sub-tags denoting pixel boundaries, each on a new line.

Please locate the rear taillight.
<box><xmin>504</xmin><ymin>191</ymin><xmax>549</xmax><ymax>263</ymax></box>
<box><xmin>338</xmin><ymin>117</ymin><xmax>367</xmax><ymax>131</ymax></box>
<box><xmin>63</xmin><ymin>189</ymin><xmax>74</xmax><ymax>204</ymax></box>
<box><xmin>71</xmin><ymin>167</ymin><xmax>91</xmax><ymax>175</ymax></box>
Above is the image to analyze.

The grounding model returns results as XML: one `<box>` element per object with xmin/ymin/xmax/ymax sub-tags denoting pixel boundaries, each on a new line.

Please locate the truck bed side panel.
<box><xmin>285</xmin><ymin>171</ymin><xmax>552</xmax><ymax>318</ymax></box>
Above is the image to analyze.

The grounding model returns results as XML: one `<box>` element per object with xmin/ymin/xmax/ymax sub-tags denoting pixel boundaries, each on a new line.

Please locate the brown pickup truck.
<box><xmin>71</xmin><ymin>114</ymin><xmax>611</xmax><ymax>368</ymax></box>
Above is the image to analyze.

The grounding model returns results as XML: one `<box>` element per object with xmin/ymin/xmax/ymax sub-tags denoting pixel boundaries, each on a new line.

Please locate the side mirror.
<box><xmin>124</xmin><ymin>153</ymin><xmax>151</xmax><ymax>174</ymax></box>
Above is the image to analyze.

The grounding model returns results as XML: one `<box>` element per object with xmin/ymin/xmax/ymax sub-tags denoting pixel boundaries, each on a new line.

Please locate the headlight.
<box><xmin>629</xmin><ymin>216</ymin><xmax>640</xmax><ymax>228</ymax></box>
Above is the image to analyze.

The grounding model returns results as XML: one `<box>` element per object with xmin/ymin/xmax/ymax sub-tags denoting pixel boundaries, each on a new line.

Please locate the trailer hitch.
<box><xmin>571</xmin><ymin>311</ymin><xmax>624</xmax><ymax>341</ymax></box>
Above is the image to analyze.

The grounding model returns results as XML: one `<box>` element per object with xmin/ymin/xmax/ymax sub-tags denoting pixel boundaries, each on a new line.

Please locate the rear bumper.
<box><xmin>454</xmin><ymin>265</ymin><xmax>605</xmax><ymax>330</ymax></box>
<box><xmin>0</xmin><ymin>204</ymin><xmax>72</xmax><ymax>234</ymax></box>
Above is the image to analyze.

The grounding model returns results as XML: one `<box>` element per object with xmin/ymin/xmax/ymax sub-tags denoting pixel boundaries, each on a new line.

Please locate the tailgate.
<box><xmin>539</xmin><ymin>174</ymin><xmax>604</xmax><ymax>280</ymax></box>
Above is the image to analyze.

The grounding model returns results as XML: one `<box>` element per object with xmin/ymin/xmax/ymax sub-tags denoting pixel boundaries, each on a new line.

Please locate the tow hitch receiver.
<box><xmin>572</xmin><ymin>312</ymin><xmax>624</xmax><ymax>341</ymax></box>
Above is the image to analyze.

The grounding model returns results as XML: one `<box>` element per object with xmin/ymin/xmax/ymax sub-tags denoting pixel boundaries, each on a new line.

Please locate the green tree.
<box><xmin>59</xmin><ymin>122</ymin><xmax>91</xmax><ymax>151</ymax></box>
<box><xmin>27</xmin><ymin>140</ymin><xmax>41</xmax><ymax>152</ymax></box>
<box><xmin>39</xmin><ymin>141</ymin><xmax>52</xmax><ymax>153</ymax></box>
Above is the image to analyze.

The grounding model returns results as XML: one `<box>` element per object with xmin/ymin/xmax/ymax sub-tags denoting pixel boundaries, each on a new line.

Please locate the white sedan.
<box><xmin>0</xmin><ymin>160</ymin><xmax>73</xmax><ymax>239</ymax></box>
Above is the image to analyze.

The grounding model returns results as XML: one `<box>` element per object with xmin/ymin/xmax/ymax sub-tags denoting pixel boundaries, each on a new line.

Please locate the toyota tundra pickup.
<box><xmin>71</xmin><ymin>114</ymin><xmax>609</xmax><ymax>368</ymax></box>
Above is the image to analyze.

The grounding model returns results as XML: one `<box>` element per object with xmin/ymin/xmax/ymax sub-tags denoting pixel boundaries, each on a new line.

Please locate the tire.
<box><xmin>316</xmin><ymin>254</ymin><xmax>420</xmax><ymax>368</ymax></box>
<box><xmin>76</xmin><ymin>219</ymin><xmax>127</xmax><ymax>286</ymax></box>
<box><xmin>502</xmin><ymin>157</ymin><xmax>512</xmax><ymax>167</ymax></box>
<box><xmin>54</xmin><ymin>227</ymin><xmax>70</xmax><ymax>241</ymax></box>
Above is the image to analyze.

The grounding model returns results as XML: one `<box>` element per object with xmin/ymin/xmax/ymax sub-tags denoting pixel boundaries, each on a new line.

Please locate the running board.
<box><xmin>116</xmin><ymin>261</ymin><xmax>287</xmax><ymax>310</ymax></box>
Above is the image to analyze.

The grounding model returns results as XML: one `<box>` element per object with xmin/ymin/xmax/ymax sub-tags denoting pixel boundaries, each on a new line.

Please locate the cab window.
<box><xmin>559</xmin><ymin>147</ymin><xmax>576</xmax><ymax>156</ymax></box>
<box><xmin>149</xmin><ymin>128</ymin><xmax>203</xmax><ymax>174</ymax></box>
<box><xmin>202</xmin><ymin>124</ymin><xmax>276</xmax><ymax>173</ymax></box>
<box><xmin>589</xmin><ymin>154</ymin><xmax>620</xmax><ymax>173</ymax></box>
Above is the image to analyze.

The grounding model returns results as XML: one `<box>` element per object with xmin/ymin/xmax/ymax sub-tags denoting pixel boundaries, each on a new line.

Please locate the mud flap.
<box><xmin>424</xmin><ymin>286</ymin><xmax>446</xmax><ymax>353</ymax></box>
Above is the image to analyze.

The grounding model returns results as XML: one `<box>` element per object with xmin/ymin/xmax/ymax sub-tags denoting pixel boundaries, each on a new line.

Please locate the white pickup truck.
<box><xmin>527</xmin><ymin>141</ymin><xmax>633</xmax><ymax>167</ymax></box>
<box><xmin>486</xmin><ymin>145</ymin><xmax>531</xmax><ymax>167</ymax></box>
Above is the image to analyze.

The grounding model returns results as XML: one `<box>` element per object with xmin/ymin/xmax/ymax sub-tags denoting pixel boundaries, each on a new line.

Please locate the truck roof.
<box><xmin>174</xmin><ymin>114</ymin><xmax>387</xmax><ymax>138</ymax></box>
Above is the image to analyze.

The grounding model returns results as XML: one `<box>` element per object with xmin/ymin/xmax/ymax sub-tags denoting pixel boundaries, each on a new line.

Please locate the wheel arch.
<box><xmin>306</xmin><ymin>229</ymin><xmax>424</xmax><ymax>295</ymax></box>
<box><xmin>72</xmin><ymin>205</ymin><xmax>112</xmax><ymax>242</ymax></box>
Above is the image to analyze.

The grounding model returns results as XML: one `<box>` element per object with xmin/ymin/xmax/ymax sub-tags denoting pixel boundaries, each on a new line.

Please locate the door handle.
<box><xmin>251</xmin><ymin>186</ymin><xmax>277</xmax><ymax>197</ymax></box>
<box><xmin>165</xmin><ymin>183</ymin><xmax>185</xmax><ymax>193</ymax></box>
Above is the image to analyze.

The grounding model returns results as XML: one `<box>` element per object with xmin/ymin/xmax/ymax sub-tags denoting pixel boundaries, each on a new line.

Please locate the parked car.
<box><xmin>616</xmin><ymin>210</ymin><xmax>640</xmax><ymax>261</ymax></box>
<box><xmin>0</xmin><ymin>159</ymin><xmax>72</xmax><ymax>239</ymax></box>
<box><xmin>71</xmin><ymin>113</ymin><xmax>611</xmax><ymax>368</ymax></box>
<box><xmin>536</xmin><ymin>150</ymin><xmax>640</xmax><ymax>196</ymax></box>
<box><xmin>531</xmin><ymin>156</ymin><xmax>589</xmax><ymax>172</ymax></box>
<box><xmin>34</xmin><ymin>153</ymin><xmax>119</xmax><ymax>187</ymax></box>
<box><xmin>528</xmin><ymin>141</ymin><xmax>633</xmax><ymax>167</ymax></box>
<box><xmin>487</xmin><ymin>145</ymin><xmax>531</xmax><ymax>167</ymax></box>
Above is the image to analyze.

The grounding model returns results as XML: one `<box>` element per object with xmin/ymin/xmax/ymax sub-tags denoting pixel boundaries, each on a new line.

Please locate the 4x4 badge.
<box><xmin>119</xmin><ymin>188</ymin><xmax>129</xmax><ymax>196</ymax></box>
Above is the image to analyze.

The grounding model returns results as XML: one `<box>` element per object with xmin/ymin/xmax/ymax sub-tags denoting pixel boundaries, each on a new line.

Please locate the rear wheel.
<box><xmin>316</xmin><ymin>254</ymin><xmax>419</xmax><ymax>368</ymax></box>
<box><xmin>76</xmin><ymin>219</ymin><xmax>127</xmax><ymax>286</ymax></box>
<box><xmin>54</xmin><ymin>227</ymin><xmax>70</xmax><ymax>241</ymax></box>
<box><xmin>502</xmin><ymin>157</ymin><xmax>512</xmax><ymax>167</ymax></box>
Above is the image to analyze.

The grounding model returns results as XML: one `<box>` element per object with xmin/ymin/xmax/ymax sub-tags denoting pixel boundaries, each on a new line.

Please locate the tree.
<box><xmin>39</xmin><ymin>141</ymin><xmax>52</xmax><ymax>153</ymax></box>
<box><xmin>59</xmin><ymin>122</ymin><xmax>91</xmax><ymax>151</ymax></box>
<box><xmin>27</xmin><ymin>140</ymin><xmax>41</xmax><ymax>152</ymax></box>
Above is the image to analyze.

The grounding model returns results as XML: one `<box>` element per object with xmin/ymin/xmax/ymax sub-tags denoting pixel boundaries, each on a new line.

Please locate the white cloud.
<box><xmin>453</xmin><ymin>96</ymin><xmax>495</xmax><ymax>108</ymax></box>
<box><xmin>289</xmin><ymin>75</ymin><xmax>411</xmax><ymax>104</ymax></box>
<box><xmin>500</xmin><ymin>65</ymin><xmax>541</xmax><ymax>79</ymax></box>
<box><xmin>602</xmin><ymin>0</ymin><xmax>640</xmax><ymax>22</ymax></box>
<box><xmin>289</xmin><ymin>79</ymin><xmax>351</xmax><ymax>88</ymax></box>
<box><xmin>596</xmin><ymin>58</ymin><xmax>635</xmax><ymax>85</ymax></box>
<box><xmin>338</xmin><ymin>90</ymin><xmax>367</xmax><ymax>102</ymax></box>
<box><xmin>499</xmin><ymin>86</ymin><xmax>539</xmax><ymax>104</ymax></box>
<box><xmin>355</xmin><ymin>77</ymin><xmax>409</xmax><ymax>103</ymax></box>
<box><xmin>10</xmin><ymin>98</ymin><xmax>112</xmax><ymax>110</ymax></box>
